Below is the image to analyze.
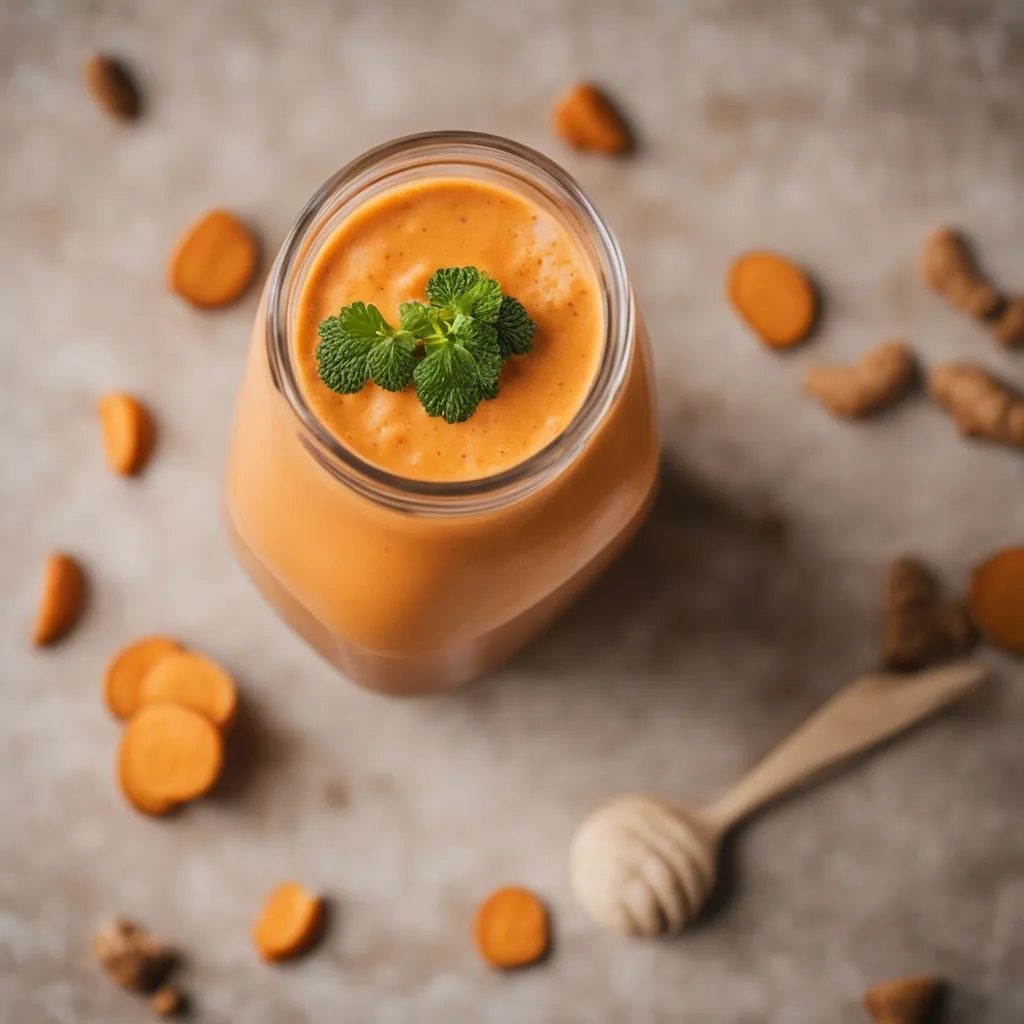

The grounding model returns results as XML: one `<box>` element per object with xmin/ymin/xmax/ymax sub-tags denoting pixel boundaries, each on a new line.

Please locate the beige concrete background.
<box><xmin>1</xmin><ymin>1</ymin><xmax>1023</xmax><ymax>1021</ymax></box>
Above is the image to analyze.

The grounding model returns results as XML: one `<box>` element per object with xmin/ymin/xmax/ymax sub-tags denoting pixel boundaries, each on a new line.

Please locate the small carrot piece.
<box><xmin>969</xmin><ymin>546</ymin><xmax>1024</xmax><ymax>653</ymax></box>
<box><xmin>252</xmin><ymin>882</ymin><xmax>324</xmax><ymax>962</ymax></box>
<box><xmin>139</xmin><ymin>650</ymin><xmax>238</xmax><ymax>731</ymax></box>
<box><xmin>119</xmin><ymin>703</ymin><xmax>223</xmax><ymax>808</ymax></box>
<box><xmin>32</xmin><ymin>552</ymin><xmax>87</xmax><ymax>646</ymax></box>
<box><xmin>473</xmin><ymin>886</ymin><xmax>550</xmax><ymax>970</ymax></box>
<box><xmin>104</xmin><ymin>636</ymin><xmax>182</xmax><ymax>720</ymax></box>
<box><xmin>117</xmin><ymin>748</ymin><xmax>178</xmax><ymax>817</ymax></box>
<box><xmin>552</xmin><ymin>83</ymin><xmax>632</xmax><ymax>154</ymax></box>
<box><xmin>98</xmin><ymin>393</ymin><xmax>155</xmax><ymax>476</ymax></box>
<box><xmin>727</xmin><ymin>251</ymin><xmax>817</xmax><ymax>349</ymax></box>
<box><xmin>168</xmin><ymin>209</ymin><xmax>259</xmax><ymax>309</ymax></box>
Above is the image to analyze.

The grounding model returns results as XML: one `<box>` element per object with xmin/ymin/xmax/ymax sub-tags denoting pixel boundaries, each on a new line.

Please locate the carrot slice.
<box><xmin>969</xmin><ymin>546</ymin><xmax>1024</xmax><ymax>653</ymax></box>
<box><xmin>727</xmin><ymin>251</ymin><xmax>817</xmax><ymax>349</ymax></box>
<box><xmin>104</xmin><ymin>636</ymin><xmax>182</xmax><ymax>720</ymax></box>
<box><xmin>552</xmin><ymin>82</ymin><xmax>631</xmax><ymax>154</ymax></box>
<box><xmin>252</xmin><ymin>883</ymin><xmax>324</xmax><ymax>962</ymax></box>
<box><xmin>32</xmin><ymin>552</ymin><xmax>87</xmax><ymax>646</ymax></box>
<box><xmin>98</xmin><ymin>393</ymin><xmax>155</xmax><ymax>476</ymax></box>
<box><xmin>119</xmin><ymin>703</ymin><xmax>223</xmax><ymax>807</ymax></box>
<box><xmin>168</xmin><ymin>210</ymin><xmax>259</xmax><ymax>309</ymax></box>
<box><xmin>139</xmin><ymin>651</ymin><xmax>238</xmax><ymax>730</ymax></box>
<box><xmin>474</xmin><ymin>886</ymin><xmax>550</xmax><ymax>969</ymax></box>
<box><xmin>117</xmin><ymin>747</ymin><xmax>177</xmax><ymax>817</ymax></box>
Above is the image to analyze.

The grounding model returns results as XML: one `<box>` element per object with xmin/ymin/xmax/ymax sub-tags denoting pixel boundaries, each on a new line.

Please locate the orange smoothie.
<box><xmin>225</xmin><ymin>136</ymin><xmax>658</xmax><ymax>694</ymax></box>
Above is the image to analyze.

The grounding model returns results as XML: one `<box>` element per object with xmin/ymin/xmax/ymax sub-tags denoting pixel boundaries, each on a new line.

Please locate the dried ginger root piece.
<box><xmin>104</xmin><ymin>636</ymin><xmax>183</xmax><ymax>720</ymax></box>
<box><xmin>119</xmin><ymin>703</ymin><xmax>224</xmax><ymax>809</ymax></box>
<box><xmin>805</xmin><ymin>341</ymin><xmax>915</xmax><ymax>419</ymax></box>
<box><xmin>474</xmin><ymin>886</ymin><xmax>550</xmax><ymax>970</ymax></box>
<box><xmin>969</xmin><ymin>546</ymin><xmax>1024</xmax><ymax>653</ymax></box>
<box><xmin>82</xmin><ymin>54</ymin><xmax>140</xmax><ymax>120</ymax></box>
<box><xmin>864</xmin><ymin>974</ymin><xmax>941</xmax><ymax>1023</ymax></box>
<box><xmin>919</xmin><ymin>227</ymin><xmax>999</xmax><ymax>318</ymax></box>
<box><xmin>552</xmin><ymin>83</ymin><xmax>632</xmax><ymax>154</ymax></box>
<box><xmin>727</xmin><ymin>252</ymin><xmax>817</xmax><ymax>349</ymax></box>
<box><xmin>98</xmin><ymin>393</ymin><xmax>155</xmax><ymax>476</ymax></box>
<box><xmin>140</xmin><ymin>650</ymin><xmax>238</xmax><ymax>730</ymax></box>
<box><xmin>168</xmin><ymin>209</ymin><xmax>259</xmax><ymax>309</ymax></box>
<box><xmin>882</xmin><ymin>557</ymin><xmax>973</xmax><ymax>671</ymax></box>
<box><xmin>252</xmin><ymin>882</ymin><xmax>325</xmax><ymax>961</ymax></box>
<box><xmin>928</xmin><ymin>363</ymin><xmax>1024</xmax><ymax>451</ymax></box>
<box><xmin>32</xmin><ymin>552</ymin><xmax>87</xmax><ymax>646</ymax></box>
<box><xmin>91</xmin><ymin>918</ymin><xmax>169</xmax><ymax>992</ymax></box>
<box><xmin>992</xmin><ymin>297</ymin><xmax>1024</xmax><ymax>347</ymax></box>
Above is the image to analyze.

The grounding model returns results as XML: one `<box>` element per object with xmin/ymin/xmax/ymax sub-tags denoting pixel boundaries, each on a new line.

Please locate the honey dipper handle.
<box><xmin>705</xmin><ymin>661</ymin><xmax>986</xmax><ymax>832</ymax></box>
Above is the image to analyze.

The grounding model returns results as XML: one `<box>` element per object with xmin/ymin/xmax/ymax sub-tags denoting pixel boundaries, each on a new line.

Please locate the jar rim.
<box><xmin>265</xmin><ymin>131</ymin><xmax>634</xmax><ymax>516</ymax></box>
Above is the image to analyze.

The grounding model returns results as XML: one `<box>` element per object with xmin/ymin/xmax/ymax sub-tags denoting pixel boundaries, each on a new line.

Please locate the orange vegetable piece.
<box><xmin>168</xmin><ymin>209</ymin><xmax>259</xmax><ymax>309</ymax></box>
<box><xmin>118</xmin><ymin>703</ymin><xmax>223</xmax><ymax>809</ymax></box>
<box><xmin>727</xmin><ymin>251</ymin><xmax>818</xmax><ymax>349</ymax></box>
<box><xmin>139</xmin><ymin>651</ymin><xmax>238</xmax><ymax>730</ymax></box>
<box><xmin>98</xmin><ymin>393</ymin><xmax>155</xmax><ymax>476</ymax></box>
<box><xmin>473</xmin><ymin>886</ymin><xmax>550</xmax><ymax>970</ymax></box>
<box><xmin>252</xmin><ymin>882</ymin><xmax>324</xmax><ymax>961</ymax></box>
<box><xmin>969</xmin><ymin>546</ymin><xmax>1024</xmax><ymax>653</ymax></box>
<box><xmin>104</xmin><ymin>636</ymin><xmax>182</xmax><ymax>720</ymax></box>
<box><xmin>117</xmin><ymin>748</ymin><xmax>177</xmax><ymax>817</ymax></box>
<box><xmin>552</xmin><ymin>82</ymin><xmax>631</xmax><ymax>154</ymax></box>
<box><xmin>32</xmin><ymin>552</ymin><xmax>87</xmax><ymax>646</ymax></box>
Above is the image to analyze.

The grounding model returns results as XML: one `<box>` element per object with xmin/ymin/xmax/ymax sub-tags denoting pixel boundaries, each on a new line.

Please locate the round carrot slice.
<box><xmin>252</xmin><ymin>882</ymin><xmax>324</xmax><ymax>962</ymax></box>
<box><xmin>727</xmin><ymin>251</ymin><xmax>817</xmax><ymax>349</ymax></box>
<box><xmin>119</xmin><ymin>703</ymin><xmax>223</xmax><ymax>806</ymax></box>
<box><xmin>104</xmin><ymin>636</ymin><xmax>182</xmax><ymax>720</ymax></box>
<box><xmin>474</xmin><ymin>886</ymin><xmax>550</xmax><ymax>970</ymax></box>
<box><xmin>969</xmin><ymin>546</ymin><xmax>1024</xmax><ymax>653</ymax></box>
<box><xmin>32</xmin><ymin>552</ymin><xmax>87</xmax><ymax>647</ymax></box>
<box><xmin>168</xmin><ymin>209</ymin><xmax>259</xmax><ymax>309</ymax></box>
<box><xmin>139</xmin><ymin>651</ymin><xmax>238</xmax><ymax>730</ymax></box>
<box><xmin>98</xmin><ymin>393</ymin><xmax>155</xmax><ymax>476</ymax></box>
<box><xmin>117</xmin><ymin>745</ymin><xmax>177</xmax><ymax>817</ymax></box>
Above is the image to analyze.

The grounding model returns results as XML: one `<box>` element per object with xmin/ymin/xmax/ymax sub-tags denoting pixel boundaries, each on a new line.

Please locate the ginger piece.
<box><xmin>882</xmin><ymin>557</ymin><xmax>973</xmax><ymax>671</ymax></box>
<box><xmin>864</xmin><ymin>974</ymin><xmax>941</xmax><ymax>1023</ymax></box>
<box><xmin>98</xmin><ymin>393</ymin><xmax>155</xmax><ymax>476</ymax></box>
<box><xmin>992</xmin><ymin>297</ymin><xmax>1024</xmax><ymax>347</ymax></box>
<box><xmin>920</xmin><ymin>227</ymin><xmax>999</xmax><ymax>318</ymax></box>
<box><xmin>969</xmin><ymin>545</ymin><xmax>1024</xmax><ymax>653</ymax></box>
<box><xmin>805</xmin><ymin>341</ymin><xmax>915</xmax><ymax>419</ymax></box>
<box><xmin>91</xmin><ymin>918</ymin><xmax>169</xmax><ymax>992</ymax></box>
<box><xmin>552</xmin><ymin>83</ymin><xmax>632</xmax><ymax>154</ymax></box>
<box><xmin>32</xmin><ymin>552</ymin><xmax>86</xmax><ymax>646</ymax></box>
<box><xmin>83</xmin><ymin>54</ymin><xmax>140</xmax><ymax>120</ymax></box>
<box><xmin>252</xmin><ymin>882</ymin><xmax>325</xmax><ymax>961</ymax></box>
<box><xmin>140</xmin><ymin>650</ymin><xmax>238</xmax><ymax>731</ymax></box>
<box><xmin>119</xmin><ymin>703</ymin><xmax>224</xmax><ymax>810</ymax></box>
<box><xmin>928</xmin><ymin>363</ymin><xmax>1024</xmax><ymax>451</ymax></box>
<box><xmin>474</xmin><ymin>886</ymin><xmax>550</xmax><ymax>970</ymax></box>
<box><xmin>168</xmin><ymin>209</ymin><xmax>259</xmax><ymax>309</ymax></box>
<box><xmin>104</xmin><ymin>636</ymin><xmax>183</xmax><ymax>720</ymax></box>
<box><xmin>149</xmin><ymin>986</ymin><xmax>183</xmax><ymax>1017</ymax></box>
<box><xmin>727</xmin><ymin>252</ymin><xmax>817</xmax><ymax>349</ymax></box>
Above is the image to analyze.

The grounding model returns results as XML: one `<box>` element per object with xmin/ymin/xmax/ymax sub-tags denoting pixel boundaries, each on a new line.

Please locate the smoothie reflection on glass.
<box><xmin>225</xmin><ymin>133</ymin><xmax>659</xmax><ymax>695</ymax></box>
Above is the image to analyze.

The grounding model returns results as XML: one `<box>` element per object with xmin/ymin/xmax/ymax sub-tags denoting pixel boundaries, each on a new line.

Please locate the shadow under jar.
<box><xmin>225</xmin><ymin>132</ymin><xmax>659</xmax><ymax>695</ymax></box>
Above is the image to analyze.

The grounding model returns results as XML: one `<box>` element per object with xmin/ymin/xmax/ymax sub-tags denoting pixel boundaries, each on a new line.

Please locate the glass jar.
<box><xmin>224</xmin><ymin>132</ymin><xmax>659</xmax><ymax>695</ymax></box>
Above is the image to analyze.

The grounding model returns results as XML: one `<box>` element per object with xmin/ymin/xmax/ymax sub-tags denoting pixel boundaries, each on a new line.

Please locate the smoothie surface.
<box><xmin>294</xmin><ymin>177</ymin><xmax>604</xmax><ymax>481</ymax></box>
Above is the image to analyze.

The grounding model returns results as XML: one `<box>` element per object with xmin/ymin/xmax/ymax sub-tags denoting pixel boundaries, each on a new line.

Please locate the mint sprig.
<box><xmin>314</xmin><ymin>267</ymin><xmax>537</xmax><ymax>424</ymax></box>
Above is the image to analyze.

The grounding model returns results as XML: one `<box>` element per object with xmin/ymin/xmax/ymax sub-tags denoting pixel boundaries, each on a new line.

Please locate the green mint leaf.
<box><xmin>399</xmin><ymin>300</ymin><xmax>433</xmax><ymax>336</ymax></box>
<box><xmin>413</xmin><ymin>342</ymin><xmax>484</xmax><ymax>424</ymax></box>
<box><xmin>315</xmin><ymin>316</ymin><xmax>373</xmax><ymax>394</ymax></box>
<box><xmin>494</xmin><ymin>295</ymin><xmax>537</xmax><ymax>357</ymax></box>
<box><xmin>456</xmin><ymin>271</ymin><xmax>502</xmax><ymax>322</ymax></box>
<box><xmin>366</xmin><ymin>333</ymin><xmax>416</xmax><ymax>392</ymax></box>
<box><xmin>451</xmin><ymin>314</ymin><xmax>503</xmax><ymax>400</ymax></box>
<box><xmin>425</xmin><ymin>266</ymin><xmax>480</xmax><ymax>310</ymax></box>
<box><xmin>337</xmin><ymin>301</ymin><xmax>395</xmax><ymax>343</ymax></box>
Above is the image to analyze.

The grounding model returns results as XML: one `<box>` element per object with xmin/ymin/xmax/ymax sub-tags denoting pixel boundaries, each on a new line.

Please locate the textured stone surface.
<box><xmin>1</xmin><ymin>1</ymin><xmax>1023</xmax><ymax>1021</ymax></box>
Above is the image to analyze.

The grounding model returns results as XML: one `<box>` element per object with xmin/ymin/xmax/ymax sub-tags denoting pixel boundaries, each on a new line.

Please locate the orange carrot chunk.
<box><xmin>139</xmin><ymin>650</ymin><xmax>238</xmax><ymax>731</ymax></box>
<box><xmin>552</xmin><ymin>83</ymin><xmax>631</xmax><ymax>154</ymax></box>
<box><xmin>119</xmin><ymin>704</ymin><xmax>223</xmax><ymax>809</ymax></box>
<box><xmin>252</xmin><ymin>883</ymin><xmax>324</xmax><ymax>962</ymax></box>
<box><xmin>969</xmin><ymin>546</ymin><xmax>1024</xmax><ymax>653</ymax></box>
<box><xmin>32</xmin><ymin>553</ymin><xmax>87</xmax><ymax>646</ymax></box>
<box><xmin>98</xmin><ymin>393</ymin><xmax>155</xmax><ymax>476</ymax></box>
<box><xmin>104</xmin><ymin>636</ymin><xmax>182</xmax><ymax>720</ymax></box>
<box><xmin>168</xmin><ymin>210</ymin><xmax>259</xmax><ymax>309</ymax></box>
<box><xmin>727</xmin><ymin>251</ymin><xmax>817</xmax><ymax>349</ymax></box>
<box><xmin>473</xmin><ymin>886</ymin><xmax>550</xmax><ymax>970</ymax></box>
